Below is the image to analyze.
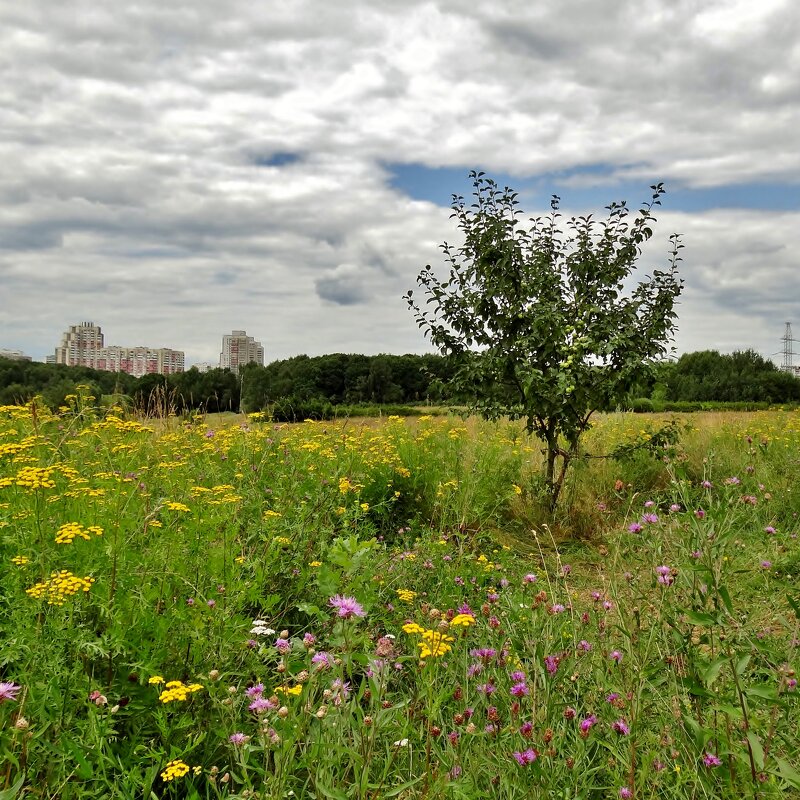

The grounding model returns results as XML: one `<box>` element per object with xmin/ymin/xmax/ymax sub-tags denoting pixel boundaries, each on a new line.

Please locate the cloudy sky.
<box><xmin>1</xmin><ymin>0</ymin><xmax>799</xmax><ymax>367</ymax></box>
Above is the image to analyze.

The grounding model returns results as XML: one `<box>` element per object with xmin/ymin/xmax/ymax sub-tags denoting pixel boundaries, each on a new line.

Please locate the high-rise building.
<box><xmin>51</xmin><ymin>322</ymin><xmax>184</xmax><ymax>377</ymax></box>
<box><xmin>0</xmin><ymin>349</ymin><xmax>32</xmax><ymax>362</ymax></box>
<box><xmin>220</xmin><ymin>330</ymin><xmax>264</xmax><ymax>372</ymax></box>
<box><xmin>54</xmin><ymin>321</ymin><xmax>104</xmax><ymax>367</ymax></box>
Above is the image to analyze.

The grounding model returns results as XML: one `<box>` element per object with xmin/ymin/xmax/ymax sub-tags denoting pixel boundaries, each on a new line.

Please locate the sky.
<box><xmin>1</xmin><ymin>0</ymin><xmax>799</xmax><ymax>367</ymax></box>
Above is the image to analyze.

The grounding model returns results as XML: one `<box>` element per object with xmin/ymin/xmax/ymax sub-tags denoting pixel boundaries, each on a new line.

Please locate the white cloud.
<box><xmin>0</xmin><ymin>0</ymin><xmax>799</xmax><ymax>365</ymax></box>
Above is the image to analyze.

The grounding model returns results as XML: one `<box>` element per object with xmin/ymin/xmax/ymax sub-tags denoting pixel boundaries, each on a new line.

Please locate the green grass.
<box><xmin>0</xmin><ymin>398</ymin><xmax>799</xmax><ymax>798</ymax></box>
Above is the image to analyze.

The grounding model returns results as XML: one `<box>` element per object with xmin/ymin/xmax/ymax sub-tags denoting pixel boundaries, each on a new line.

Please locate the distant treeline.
<box><xmin>634</xmin><ymin>349</ymin><xmax>800</xmax><ymax>406</ymax></box>
<box><xmin>2</xmin><ymin>348</ymin><xmax>799</xmax><ymax>416</ymax></box>
<box><xmin>0</xmin><ymin>353</ymin><xmax>453</xmax><ymax>416</ymax></box>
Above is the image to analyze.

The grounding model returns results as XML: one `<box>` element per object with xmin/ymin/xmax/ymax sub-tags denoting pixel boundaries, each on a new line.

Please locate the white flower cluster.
<box><xmin>250</xmin><ymin>619</ymin><xmax>276</xmax><ymax>636</ymax></box>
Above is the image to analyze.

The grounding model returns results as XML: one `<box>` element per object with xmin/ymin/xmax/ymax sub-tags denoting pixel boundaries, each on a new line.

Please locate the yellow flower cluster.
<box><xmin>164</xmin><ymin>502</ymin><xmax>190</xmax><ymax>512</ymax></box>
<box><xmin>418</xmin><ymin>629</ymin><xmax>454</xmax><ymax>659</ymax></box>
<box><xmin>11</xmin><ymin>555</ymin><xmax>29</xmax><ymax>566</ymax></box>
<box><xmin>402</xmin><ymin>622</ymin><xmax>455</xmax><ymax>659</ymax></box>
<box><xmin>26</xmin><ymin>571</ymin><xmax>95</xmax><ymax>605</ymax></box>
<box><xmin>54</xmin><ymin>522</ymin><xmax>103</xmax><ymax>545</ymax></box>
<box><xmin>273</xmin><ymin>536</ymin><xmax>291</xmax><ymax>546</ymax></box>
<box><xmin>275</xmin><ymin>684</ymin><xmax>302</xmax><ymax>696</ymax></box>
<box><xmin>450</xmin><ymin>613</ymin><xmax>476</xmax><ymax>627</ymax></box>
<box><xmin>160</xmin><ymin>759</ymin><xmax>190</xmax><ymax>782</ymax></box>
<box><xmin>12</xmin><ymin>466</ymin><xmax>56</xmax><ymax>490</ymax></box>
<box><xmin>190</xmin><ymin>485</ymin><xmax>243</xmax><ymax>504</ymax></box>
<box><xmin>158</xmin><ymin>680</ymin><xmax>203</xmax><ymax>703</ymax></box>
<box><xmin>396</xmin><ymin>588</ymin><xmax>417</xmax><ymax>602</ymax></box>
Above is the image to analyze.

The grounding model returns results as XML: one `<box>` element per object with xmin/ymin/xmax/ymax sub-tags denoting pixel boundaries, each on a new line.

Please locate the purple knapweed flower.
<box><xmin>520</xmin><ymin>720</ymin><xmax>534</xmax><ymax>736</ymax></box>
<box><xmin>695</xmin><ymin>508</ymin><xmax>706</xmax><ymax>519</ymax></box>
<box><xmin>274</xmin><ymin>638</ymin><xmax>291</xmax><ymax>654</ymax></box>
<box><xmin>612</xmin><ymin>719</ymin><xmax>630</xmax><ymax>735</ymax></box>
<box><xmin>249</xmin><ymin>696</ymin><xmax>277</xmax><ymax>713</ymax></box>
<box><xmin>656</xmin><ymin>565</ymin><xmax>674</xmax><ymax>586</ymax></box>
<box><xmin>642</xmin><ymin>513</ymin><xmax>659</xmax><ymax>524</ymax></box>
<box><xmin>765</xmin><ymin>526</ymin><xmax>776</xmax><ymax>535</ymax></box>
<box><xmin>644</xmin><ymin>500</ymin><xmax>656</xmax><ymax>508</ymax></box>
<box><xmin>701</xmin><ymin>480</ymin><xmax>713</xmax><ymax>489</ymax></box>
<box><xmin>328</xmin><ymin>595</ymin><xmax>365</xmax><ymax>619</ymax></box>
<box><xmin>0</xmin><ymin>682</ymin><xmax>21</xmax><ymax>703</ymax></box>
<box><xmin>510</xmin><ymin>682</ymin><xmax>529</xmax><ymax>697</ymax></box>
<box><xmin>562</xmin><ymin>564</ymin><xmax>572</xmax><ymax>576</ymax></box>
<box><xmin>510</xmin><ymin>670</ymin><xmax>526</xmax><ymax>682</ymax></box>
<box><xmin>628</xmin><ymin>522</ymin><xmax>643</xmax><ymax>534</ymax></box>
<box><xmin>578</xmin><ymin>640</ymin><xmax>592</xmax><ymax>652</ymax></box>
<box><xmin>544</xmin><ymin>655</ymin><xmax>560</xmax><ymax>675</ymax></box>
<box><xmin>761</xmin><ymin>560</ymin><xmax>772</xmax><ymax>569</ymax></box>
<box><xmin>229</xmin><ymin>732</ymin><xmax>249</xmax><ymax>745</ymax></box>
<box><xmin>245</xmin><ymin>683</ymin><xmax>265</xmax><ymax>698</ymax></box>
<box><xmin>691</xmin><ymin>550</ymin><xmax>702</xmax><ymax>559</ymax></box>
<box><xmin>724</xmin><ymin>476</ymin><xmax>741</xmax><ymax>486</ymax></box>
<box><xmin>669</xmin><ymin>503</ymin><xmax>681</xmax><ymax>512</ymax></box>
<box><xmin>523</xmin><ymin>573</ymin><xmax>537</xmax><ymax>584</ymax></box>
<box><xmin>579</xmin><ymin>715</ymin><xmax>597</xmax><ymax>736</ymax></box>
<box><xmin>303</xmin><ymin>632</ymin><xmax>316</xmax><ymax>647</ymax></box>
<box><xmin>312</xmin><ymin>651</ymin><xmax>334</xmax><ymax>669</ymax></box>
<box><xmin>609</xmin><ymin>650</ymin><xmax>623</xmax><ymax>663</ymax></box>
<box><xmin>512</xmin><ymin>748</ymin><xmax>538</xmax><ymax>765</ymax></box>
<box><xmin>703</xmin><ymin>752</ymin><xmax>722</xmax><ymax>767</ymax></box>
<box><xmin>550</xmin><ymin>604</ymin><xmax>566</xmax><ymax>614</ymax></box>
<box><xmin>619</xmin><ymin>789</ymin><xmax>632</xmax><ymax>799</ymax></box>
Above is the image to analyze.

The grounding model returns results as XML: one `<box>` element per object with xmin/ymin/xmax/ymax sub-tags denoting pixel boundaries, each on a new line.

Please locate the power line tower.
<box><xmin>781</xmin><ymin>322</ymin><xmax>799</xmax><ymax>371</ymax></box>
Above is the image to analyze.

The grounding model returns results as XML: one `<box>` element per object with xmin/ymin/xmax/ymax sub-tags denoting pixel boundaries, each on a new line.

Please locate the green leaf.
<box><xmin>787</xmin><ymin>595</ymin><xmax>800</xmax><ymax>620</ymax></box>
<box><xmin>735</xmin><ymin>655</ymin><xmax>751</xmax><ymax>677</ymax></box>
<box><xmin>0</xmin><ymin>774</ymin><xmax>25</xmax><ymax>800</ymax></box>
<box><xmin>684</xmin><ymin>610</ymin><xmax>718</xmax><ymax>626</ymax></box>
<box><xmin>718</xmin><ymin>585</ymin><xmax>734</xmax><ymax>616</ymax></box>
<box><xmin>313</xmin><ymin>781</ymin><xmax>349</xmax><ymax>799</ymax></box>
<box><xmin>701</xmin><ymin>657</ymin><xmax>727</xmax><ymax>688</ymax></box>
<box><xmin>744</xmin><ymin>685</ymin><xmax>779</xmax><ymax>702</ymax></box>
<box><xmin>682</xmin><ymin>714</ymin><xmax>711</xmax><ymax>750</ymax></box>
<box><xmin>746</xmin><ymin>731</ymin><xmax>765</xmax><ymax>771</ymax></box>
<box><xmin>775</xmin><ymin>758</ymin><xmax>800</xmax><ymax>789</ymax></box>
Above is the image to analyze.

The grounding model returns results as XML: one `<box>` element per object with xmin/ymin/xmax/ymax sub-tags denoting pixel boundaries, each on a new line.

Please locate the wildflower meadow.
<box><xmin>1</xmin><ymin>392</ymin><xmax>799</xmax><ymax>798</ymax></box>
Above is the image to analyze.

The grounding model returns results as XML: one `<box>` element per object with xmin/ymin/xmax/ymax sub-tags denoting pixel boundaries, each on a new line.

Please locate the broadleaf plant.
<box><xmin>406</xmin><ymin>171</ymin><xmax>684</xmax><ymax>510</ymax></box>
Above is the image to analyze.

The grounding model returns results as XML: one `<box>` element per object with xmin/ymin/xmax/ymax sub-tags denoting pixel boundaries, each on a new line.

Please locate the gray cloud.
<box><xmin>0</xmin><ymin>0</ymin><xmax>799</xmax><ymax>365</ymax></box>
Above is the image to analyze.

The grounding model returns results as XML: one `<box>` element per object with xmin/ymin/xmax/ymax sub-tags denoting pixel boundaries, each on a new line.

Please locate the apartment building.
<box><xmin>219</xmin><ymin>330</ymin><xmax>264</xmax><ymax>372</ymax></box>
<box><xmin>52</xmin><ymin>322</ymin><xmax>184</xmax><ymax>377</ymax></box>
<box><xmin>54</xmin><ymin>321</ymin><xmax>104</xmax><ymax>367</ymax></box>
<box><xmin>0</xmin><ymin>349</ymin><xmax>32</xmax><ymax>362</ymax></box>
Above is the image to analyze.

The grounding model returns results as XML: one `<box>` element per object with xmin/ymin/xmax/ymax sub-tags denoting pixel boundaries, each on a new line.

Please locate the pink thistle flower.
<box><xmin>0</xmin><ymin>682</ymin><xmax>21</xmax><ymax>703</ymax></box>
<box><xmin>512</xmin><ymin>748</ymin><xmax>538</xmax><ymax>765</ymax></box>
<box><xmin>612</xmin><ymin>719</ymin><xmax>630</xmax><ymax>735</ymax></box>
<box><xmin>628</xmin><ymin>522</ymin><xmax>643</xmax><ymax>534</ymax></box>
<box><xmin>328</xmin><ymin>595</ymin><xmax>365</xmax><ymax>619</ymax></box>
<box><xmin>249</xmin><ymin>697</ymin><xmax>277</xmax><ymax>713</ymax></box>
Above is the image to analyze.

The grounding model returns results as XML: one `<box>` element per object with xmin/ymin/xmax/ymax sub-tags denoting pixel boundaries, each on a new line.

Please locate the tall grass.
<box><xmin>0</xmin><ymin>399</ymin><xmax>798</xmax><ymax>797</ymax></box>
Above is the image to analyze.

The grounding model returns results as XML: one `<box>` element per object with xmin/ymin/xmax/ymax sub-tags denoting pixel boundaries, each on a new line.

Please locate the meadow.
<box><xmin>0</xmin><ymin>391</ymin><xmax>799</xmax><ymax>799</ymax></box>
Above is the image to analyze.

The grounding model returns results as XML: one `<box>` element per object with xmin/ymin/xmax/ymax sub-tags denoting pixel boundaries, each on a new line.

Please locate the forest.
<box><xmin>1</xmin><ymin>348</ymin><xmax>799</xmax><ymax>416</ymax></box>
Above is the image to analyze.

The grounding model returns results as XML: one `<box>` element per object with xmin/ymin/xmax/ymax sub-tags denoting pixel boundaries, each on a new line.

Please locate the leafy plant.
<box><xmin>407</xmin><ymin>171</ymin><xmax>683</xmax><ymax>509</ymax></box>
